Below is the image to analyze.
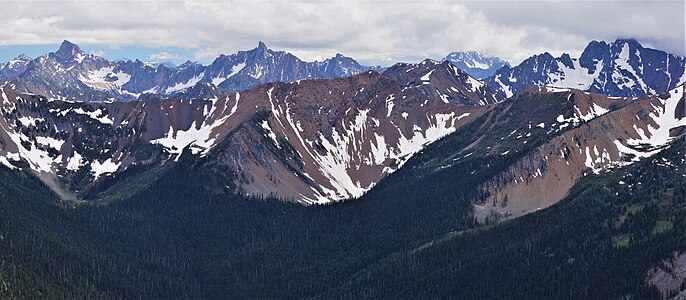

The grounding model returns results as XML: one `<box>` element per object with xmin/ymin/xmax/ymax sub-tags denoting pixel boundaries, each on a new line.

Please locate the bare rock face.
<box><xmin>473</xmin><ymin>85</ymin><xmax>685</xmax><ymax>222</ymax></box>
<box><xmin>0</xmin><ymin>40</ymin><xmax>383</xmax><ymax>102</ymax></box>
<box><xmin>646</xmin><ymin>252</ymin><xmax>686</xmax><ymax>299</ymax></box>
<box><xmin>4</xmin><ymin>45</ymin><xmax>679</xmax><ymax>207</ymax></box>
<box><xmin>383</xmin><ymin>59</ymin><xmax>503</xmax><ymax>105</ymax></box>
<box><xmin>200</xmin><ymin>67</ymin><xmax>493</xmax><ymax>202</ymax></box>
<box><xmin>0</xmin><ymin>59</ymin><xmax>500</xmax><ymax>203</ymax></box>
<box><xmin>485</xmin><ymin>39</ymin><xmax>686</xmax><ymax>98</ymax></box>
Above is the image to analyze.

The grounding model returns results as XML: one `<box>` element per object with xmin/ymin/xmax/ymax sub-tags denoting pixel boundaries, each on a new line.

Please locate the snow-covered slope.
<box><xmin>485</xmin><ymin>39</ymin><xmax>686</xmax><ymax>98</ymax></box>
<box><xmin>444</xmin><ymin>51</ymin><xmax>510</xmax><ymax>79</ymax></box>
<box><xmin>473</xmin><ymin>84</ymin><xmax>685</xmax><ymax>220</ymax></box>
<box><xmin>0</xmin><ymin>60</ymin><xmax>500</xmax><ymax>203</ymax></box>
<box><xmin>203</xmin><ymin>61</ymin><xmax>501</xmax><ymax>203</ymax></box>
<box><xmin>0</xmin><ymin>54</ymin><xmax>32</xmax><ymax>80</ymax></box>
<box><xmin>0</xmin><ymin>40</ymin><xmax>384</xmax><ymax>102</ymax></box>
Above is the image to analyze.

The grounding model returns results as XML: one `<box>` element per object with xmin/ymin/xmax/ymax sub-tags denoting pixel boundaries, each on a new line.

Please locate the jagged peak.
<box><xmin>417</xmin><ymin>59</ymin><xmax>455</xmax><ymax>73</ymax></box>
<box><xmin>178</xmin><ymin>60</ymin><xmax>200</xmax><ymax>68</ymax></box>
<box><xmin>446</xmin><ymin>51</ymin><xmax>482</xmax><ymax>58</ymax></box>
<box><xmin>155</xmin><ymin>63</ymin><xmax>171</xmax><ymax>71</ymax></box>
<box><xmin>445</xmin><ymin>51</ymin><xmax>509</xmax><ymax>65</ymax></box>
<box><xmin>15</xmin><ymin>54</ymin><xmax>32</xmax><ymax>61</ymax></box>
<box><xmin>384</xmin><ymin>59</ymin><xmax>449</xmax><ymax>75</ymax></box>
<box><xmin>612</xmin><ymin>38</ymin><xmax>642</xmax><ymax>48</ymax></box>
<box><xmin>579</xmin><ymin>40</ymin><xmax>610</xmax><ymax>62</ymax></box>
<box><xmin>559</xmin><ymin>53</ymin><xmax>574</xmax><ymax>68</ymax></box>
<box><xmin>250</xmin><ymin>41</ymin><xmax>275</xmax><ymax>58</ymax></box>
<box><xmin>586</xmin><ymin>40</ymin><xmax>609</xmax><ymax>47</ymax></box>
<box><xmin>515</xmin><ymin>52</ymin><xmax>556</xmax><ymax>66</ymax></box>
<box><xmin>539</xmin><ymin>52</ymin><xmax>556</xmax><ymax>60</ymax></box>
<box><xmin>420</xmin><ymin>58</ymin><xmax>441</xmax><ymax>65</ymax></box>
<box><xmin>55</xmin><ymin>40</ymin><xmax>83</xmax><ymax>59</ymax></box>
<box><xmin>327</xmin><ymin>53</ymin><xmax>356</xmax><ymax>63</ymax></box>
<box><xmin>579</xmin><ymin>38</ymin><xmax>645</xmax><ymax>58</ymax></box>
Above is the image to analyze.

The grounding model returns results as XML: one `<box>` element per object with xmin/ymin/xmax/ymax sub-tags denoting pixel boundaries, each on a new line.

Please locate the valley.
<box><xmin>0</xmin><ymin>36</ymin><xmax>684</xmax><ymax>299</ymax></box>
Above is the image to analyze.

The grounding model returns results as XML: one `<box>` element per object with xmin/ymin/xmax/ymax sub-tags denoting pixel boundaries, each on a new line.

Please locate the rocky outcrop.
<box><xmin>647</xmin><ymin>252</ymin><xmax>686</xmax><ymax>299</ymax></box>
<box><xmin>0</xmin><ymin>59</ymin><xmax>499</xmax><ymax>203</ymax></box>
<box><xmin>485</xmin><ymin>39</ymin><xmax>686</xmax><ymax>98</ymax></box>
<box><xmin>0</xmin><ymin>40</ymin><xmax>383</xmax><ymax>102</ymax></box>
<box><xmin>474</xmin><ymin>85</ymin><xmax>685</xmax><ymax>222</ymax></box>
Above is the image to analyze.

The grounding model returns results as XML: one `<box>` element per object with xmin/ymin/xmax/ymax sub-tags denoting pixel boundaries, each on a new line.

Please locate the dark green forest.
<box><xmin>1</xmin><ymin>102</ymin><xmax>684</xmax><ymax>298</ymax></box>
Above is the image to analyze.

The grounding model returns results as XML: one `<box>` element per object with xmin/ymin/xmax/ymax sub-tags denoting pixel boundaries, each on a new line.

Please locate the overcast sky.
<box><xmin>0</xmin><ymin>0</ymin><xmax>683</xmax><ymax>66</ymax></box>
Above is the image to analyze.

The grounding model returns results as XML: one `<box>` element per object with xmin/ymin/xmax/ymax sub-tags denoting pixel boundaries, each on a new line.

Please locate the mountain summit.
<box><xmin>484</xmin><ymin>38</ymin><xmax>686</xmax><ymax>97</ymax></box>
<box><xmin>0</xmin><ymin>58</ymin><xmax>501</xmax><ymax>202</ymax></box>
<box><xmin>53</xmin><ymin>40</ymin><xmax>86</xmax><ymax>64</ymax></box>
<box><xmin>0</xmin><ymin>41</ymin><xmax>383</xmax><ymax>101</ymax></box>
<box><xmin>444</xmin><ymin>51</ymin><xmax>510</xmax><ymax>79</ymax></box>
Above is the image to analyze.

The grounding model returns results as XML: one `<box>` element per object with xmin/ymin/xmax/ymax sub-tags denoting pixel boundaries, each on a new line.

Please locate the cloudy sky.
<box><xmin>0</xmin><ymin>0</ymin><xmax>683</xmax><ymax>66</ymax></box>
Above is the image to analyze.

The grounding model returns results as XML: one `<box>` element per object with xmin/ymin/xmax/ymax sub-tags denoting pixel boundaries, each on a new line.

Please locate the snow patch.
<box><xmin>72</xmin><ymin>107</ymin><xmax>114</xmax><ymax>124</ymax></box>
<box><xmin>212</xmin><ymin>62</ymin><xmax>246</xmax><ymax>85</ymax></box>
<box><xmin>91</xmin><ymin>158</ymin><xmax>120</xmax><ymax>180</ymax></box>
<box><xmin>164</xmin><ymin>72</ymin><xmax>205</xmax><ymax>94</ymax></box>
<box><xmin>420</xmin><ymin>70</ymin><xmax>434</xmax><ymax>82</ymax></box>
<box><xmin>261</xmin><ymin>120</ymin><xmax>280</xmax><ymax>147</ymax></box>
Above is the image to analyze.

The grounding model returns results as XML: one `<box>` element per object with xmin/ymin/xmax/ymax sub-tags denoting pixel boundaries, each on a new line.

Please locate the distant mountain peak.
<box><xmin>382</xmin><ymin>58</ymin><xmax>504</xmax><ymax>106</ymax></box>
<box><xmin>613</xmin><ymin>38</ymin><xmax>641</xmax><ymax>46</ymax></box>
<box><xmin>484</xmin><ymin>38</ymin><xmax>686</xmax><ymax>98</ymax></box>
<box><xmin>421</xmin><ymin>58</ymin><xmax>441</xmax><ymax>65</ymax></box>
<box><xmin>15</xmin><ymin>54</ymin><xmax>32</xmax><ymax>60</ymax></box>
<box><xmin>609</xmin><ymin>38</ymin><xmax>644</xmax><ymax>54</ymax></box>
<box><xmin>444</xmin><ymin>51</ymin><xmax>510</xmax><ymax>79</ymax></box>
<box><xmin>178</xmin><ymin>60</ymin><xmax>200</xmax><ymax>68</ymax></box>
<box><xmin>326</xmin><ymin>53</ymin><xmax>356</xmax><ymax>64</ymax></box>
<box><xmin>0</xmin><ymin>40</ymin><xmax>386</xmax><ymax>101</ymax></box>
<box><xmin>55</xmin><ymin>40</ymin><xmax>83</xmax><ymax>60</ymax></box>
<box><xmin>0</xmin><ymin>54</ymin><xmax>32</xmax><ymax>80</ymax></box>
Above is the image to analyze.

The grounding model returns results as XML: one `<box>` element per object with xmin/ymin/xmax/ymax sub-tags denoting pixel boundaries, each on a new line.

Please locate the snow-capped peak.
<box><xmin>484</xmin><ymin>38</ymin><xmax>685</xmax><ymax>98</ymax></box>
<box><xmin>444</xmin><ymin>51</ymin><xmax>510</xmax><ymax>79</ymax></box>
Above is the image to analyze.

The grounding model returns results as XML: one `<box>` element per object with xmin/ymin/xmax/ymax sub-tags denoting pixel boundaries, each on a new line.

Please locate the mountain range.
<box><xmin>1</xmin><ymin>45</ymin><xmax>683</xmax><ymax>207</ymax></box>
<box><xmin>484</xmin><ymin>38</ymin><xmax>686</xmax><ymax>98</ymax></box>
<box><xmin>2</xmin><ymin>39</ymin><xmax>683</xmax><ymax>103</ymax></box>
<box><xmin>444</xmin><ymin>51</ymin><xmax>510</xmax><ymax>79</ymax></box>
<box><xmin>1</xmin><ymin>38</ymin><xmax>685</xmax><ymax>298</ymax></box>
<box><xmin>0</xmin><ymin>59</ymin><xmax>501</xmax><ymax>203</ymax></box>
<box><xmin>0</xmin><ymin>38</ymin><xmax>683</xmax><ymax>209</ymax></box>
<box><xmin>0</xmin><ymin>40</ymin><xmax>383</xmax><ymax>101</ymax></box>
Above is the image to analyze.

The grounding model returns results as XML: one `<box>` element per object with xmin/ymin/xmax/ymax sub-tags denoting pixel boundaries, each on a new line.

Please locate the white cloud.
<box><xmin>193</xmin><ymin>47</ymin><xmax>223</xmax><ymax>61</ymax></box>
<box><xmin>148</xmin><ymin>51</ymin><xmax>180</xmax><ymax>61</ymax></box>
<box><xmin>90</xmin><ymin>50</ymin><xmax>106</xmax><ymax>57</ymax></box>
<box><xmin>0</xmin><ymin>0</ymin><xmax>682</xmax><ymax>66</ymax></box>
